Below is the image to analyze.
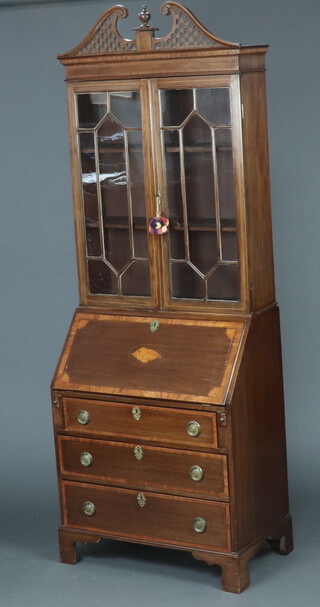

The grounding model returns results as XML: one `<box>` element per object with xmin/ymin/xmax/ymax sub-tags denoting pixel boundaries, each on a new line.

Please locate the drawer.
<box><xmin>61</xmin><ymin>481</ymin><xmax>231</xmax><ymax>552</ymax></box>
<box><xmin>63</xmin><ymin>398</ymin><xmax>217</xmax><ymax>449</ymax></box>
<box><xmin>58</xmin><ymin>436</ymin><xmax>229</xmax><ymax>499</ymax></box>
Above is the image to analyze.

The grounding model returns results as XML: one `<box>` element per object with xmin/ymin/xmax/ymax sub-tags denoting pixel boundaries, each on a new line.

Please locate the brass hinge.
<box><xmin>218</xmin><ymin>412</ymin><xmax>227</xmax><ymax>426</ymax></box>
<box><xmin>241</xmin><ymin>103</ymin><xmax>244</xmax><ymax>120</ymax></box>
<box><xmin>52</xmin><ymin>393</ymin><xmax>62</xmax><ymax>409</ymax></box>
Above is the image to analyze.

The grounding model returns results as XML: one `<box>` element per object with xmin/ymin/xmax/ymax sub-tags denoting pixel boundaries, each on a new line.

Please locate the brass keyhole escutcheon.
<box><xmin>193</xmin><ymin>517</ymin><xmax>207</xmax><ymax>533</ymax></box>
<box><xmin>134</xmin><ymin>445</ymin><xmax>144</xmax><ymax>461</ymax></box>
<box><xmin>132</xmin><ymin>406</ymin><xmax>142</xmax><ymax>421</ymax></box>
<box><xmin>150</xmin><ymin>319</ymin><xmax>160</xmax><ymax>333</ymax></box>
<box><xmin>137</xmin><ymin>492</ymin><xmax>147</xmax><ymax>508</ymax></box>
<box><xmin>83</xmin><ymin>501</ymin><xmax>96</xmax><ymax>517</ymax></box>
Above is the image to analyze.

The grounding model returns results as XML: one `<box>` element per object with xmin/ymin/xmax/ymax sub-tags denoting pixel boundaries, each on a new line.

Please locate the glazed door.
<box><xmin>69</xmin><ymin>77</ymin><xmax>246</xmax><ymax>311</ymax></box>
<box><xmin>68</xmin><ymin>80</ymin><xmax>159</xmax><ymax>307</ymax></box>
<box><xmin>151</xmin><ymin>76</ymin><xmax>247</xmax><ymax>312</ymax></box>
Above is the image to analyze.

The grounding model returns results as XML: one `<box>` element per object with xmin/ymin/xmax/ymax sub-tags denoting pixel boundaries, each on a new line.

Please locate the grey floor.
<box><xmin>1</xmin><ymin>486</ymin><xmax>318</xmax><ymax>607</ymax></box>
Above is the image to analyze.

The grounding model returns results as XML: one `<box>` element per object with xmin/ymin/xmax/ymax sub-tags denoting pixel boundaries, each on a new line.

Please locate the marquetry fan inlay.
<box><xmin>131</xmin><ymin>347</ymin><xmax>162</xmax><ymax>364</ymax></box>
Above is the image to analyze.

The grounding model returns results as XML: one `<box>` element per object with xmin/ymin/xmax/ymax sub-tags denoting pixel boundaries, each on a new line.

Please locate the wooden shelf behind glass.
<box><xmin>85</xmin><ymin>217</ymin><xmax>236</xmax><ymax>232</ymax></box>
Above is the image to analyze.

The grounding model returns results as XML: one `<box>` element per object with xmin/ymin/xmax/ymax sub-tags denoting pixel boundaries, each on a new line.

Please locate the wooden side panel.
<box><xmin>240</xmin><ymin>63</ymin><xmax>276</xmax><ymax>311</ymax></box>
<box><xmin>229</xmin><ymin>306</ymin><xmax>289</xmax><ymax>550</ymax></box>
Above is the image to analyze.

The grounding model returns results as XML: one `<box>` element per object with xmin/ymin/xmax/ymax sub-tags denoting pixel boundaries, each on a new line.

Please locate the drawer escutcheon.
<box><xmin>132</xmin><ymin>406</ymin><xmax>142</xmax><ymax>421</ymax></box>
<box><xmin>150</xmin><ymin>319</ymin><xmax>160</xmax><ymax>333</ymax></box>
<box><xmin>137</xmin><ymin>492</ymin><xmax>147</xmax><ymax>508</ymax></box>
<box><xmin>134</xmin><ymin>445</ymin><xmax>144</xmax><ymax>461</ymax></box>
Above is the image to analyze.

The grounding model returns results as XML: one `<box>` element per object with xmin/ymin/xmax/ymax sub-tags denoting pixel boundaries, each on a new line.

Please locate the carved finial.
<box><xmin>138</xmin><ymin>5</ymin><xmax>152</xmax><ymax>29</ymax></box>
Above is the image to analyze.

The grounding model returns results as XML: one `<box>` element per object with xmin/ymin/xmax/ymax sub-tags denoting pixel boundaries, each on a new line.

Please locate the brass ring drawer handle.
<box><xmin>193</xmin><ymin>517</ymin><xmax>207</xmax><ymax>533</ymax></box>
<box><xmin>187</xmin><ymin>420</ymin><xmax>201</xmax><ymax>437</ymax></box>
<box><xmin>77</xmin><ymin>409</ymin><xmax>90</xmax><ymax>425</ymax></box>
<box><xmin>83</xmin><ymin>501</ymin><xmax>95</xmax><ymax>517</ymax></box>
<box><xmin>189</xmin><ymin>465</ymin><xmax>204</xmax><ymax>482</ymax></box>
<box><xmin>80</xmin><ymin>451</ymin><xmax>93</xmax><ymax>467</ymax></box>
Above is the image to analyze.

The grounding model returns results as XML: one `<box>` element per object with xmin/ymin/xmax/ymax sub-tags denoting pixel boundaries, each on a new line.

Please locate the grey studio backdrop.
<box><xmin>0</xmin><ymin>0</ymin><xmax>319</xmax><ymax>605</ymax></box>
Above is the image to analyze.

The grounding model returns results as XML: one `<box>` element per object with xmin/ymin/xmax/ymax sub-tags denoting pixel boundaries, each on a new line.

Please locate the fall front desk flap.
<box><xmin>53</xmin><ymin>313</ymin><xmax>246</xmax><ymax>405</ymax></box>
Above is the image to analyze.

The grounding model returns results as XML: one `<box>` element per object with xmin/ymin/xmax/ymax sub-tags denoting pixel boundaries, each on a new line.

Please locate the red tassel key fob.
<box><xmin>148</xmin><ymin>191</ymin><xmax>169</xmax><ymax>235</ymax></box>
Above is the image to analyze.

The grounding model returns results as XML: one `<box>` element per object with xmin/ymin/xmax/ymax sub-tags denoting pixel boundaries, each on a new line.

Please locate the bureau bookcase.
<box><xmin>51</xmin><ymin>2</ymin><xmax>293</xmax><ymax>593</ymax></box>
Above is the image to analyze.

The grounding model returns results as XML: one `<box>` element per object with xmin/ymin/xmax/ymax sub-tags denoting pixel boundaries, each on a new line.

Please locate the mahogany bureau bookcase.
<box><xmin>51</xmin><ymin>2</ymin><xmax>293</xmax><ymax>593</ymax></box>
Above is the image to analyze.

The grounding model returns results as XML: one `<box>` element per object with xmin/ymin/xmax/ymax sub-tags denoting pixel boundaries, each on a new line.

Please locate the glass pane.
<box><xmin>189</xmin><ymin>232</ymin><xmax>218</xmax><ymax>275</ymax></box>
<box><xmin>88</xmin><ymin>260</ymin><xmax>117</xmax><ymax>294</ymax></box>
<box><xmin>122</xmin><ymin>261</ymin><xmax>151</xmax><ymax>296</ymax></box>
<box><xmin>216</xmin><ymin>129</ymin><xmax>236</xmax><ymax>221</ymax></box>
<box><xmin>160</xmin><ymin>89</ymin><xmax>193</xmax><ymax>127</ymax></box>
<box><xmin>169</xmin><ymin>230</ymin><xmax>185</xmax><ymax>260</ymax></box>
<box><xmin>110</xmin><ymin>91</ymin><xmax>141</xmax><ymax>128</ymax></box>
<box><xmin>207</xmin><ymin>264</ymin><xmax>240</xmax><ymax>301</ymax></box>
<box><xmin>83</xmin><ymin>183</ymin><xmax>99</xmax><ymax>224</ymax></box>
<box><xmin>86</xmin><ymin>228</ymin><xmax>101</xmax><ymax>257</ymax></box>
<box><xmin>98</xmin><ymin>115</ymin><xmax>130</xmax><ymax>272</ymax></box>
<box><xmin>128</xmin><ymin>131</ymin><xmax>148</xmax><ymax>258</ymax></box>
<box><xmin>77</xmin><ymin>93</ymin><xmax>107</xmax><ymax>128</ymax></box>
<box><xmin>171</xmin><ymin>262</ymin><xmax>204</xmax><ymax>299</ymax></box>
<box><xmin>196</xmin><ymin>88</ymin><xmax>231</xmax><ymax>126</ymax></box>
<box><xmin>163</xmin><ymin>130</ymin><xmax>183</xmax><ymax>222</ymax></box>
<box><xmin>163</xmin><ymin>130</ymin><xmax>185</xmax><ymax>261</ymax></box>
<box><xmin>183</xmin><ymin>115</ymin><xmax>215</xmax><ymax>223</ymax></box>
<box><xmin>104</xmin><ymin>228</ymin><xmax>131</xmax><ymax>273</ymax></box>
<box><xmin>80</xmin><ymin>132</ymin><xmax>95</xmax><ymax>175</ymax></box>
<box><xmin>183</xmin><ymin>114</ymin><xmax>217</xmax><ymax>274</ymax></box>
<box><xmin>80</xmin><ymin>133</ymin><xmax>101</xmax><ymax>257</ymax></box>
<box><xmin>221</xmin><ymin>231</ymin><xmax>238</xmax><ymax>262</ymax></box>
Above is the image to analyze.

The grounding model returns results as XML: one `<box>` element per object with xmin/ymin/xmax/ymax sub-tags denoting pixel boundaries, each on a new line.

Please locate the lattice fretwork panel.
<box><xmin>155</xmin><ymin>10</ymin><xmax>217</xmax><ymax>50</ymax></box>
<box><xmin>77</xmin><ymin>15</ymin><xmax>136</xmax><ymax>54</ymax></box>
